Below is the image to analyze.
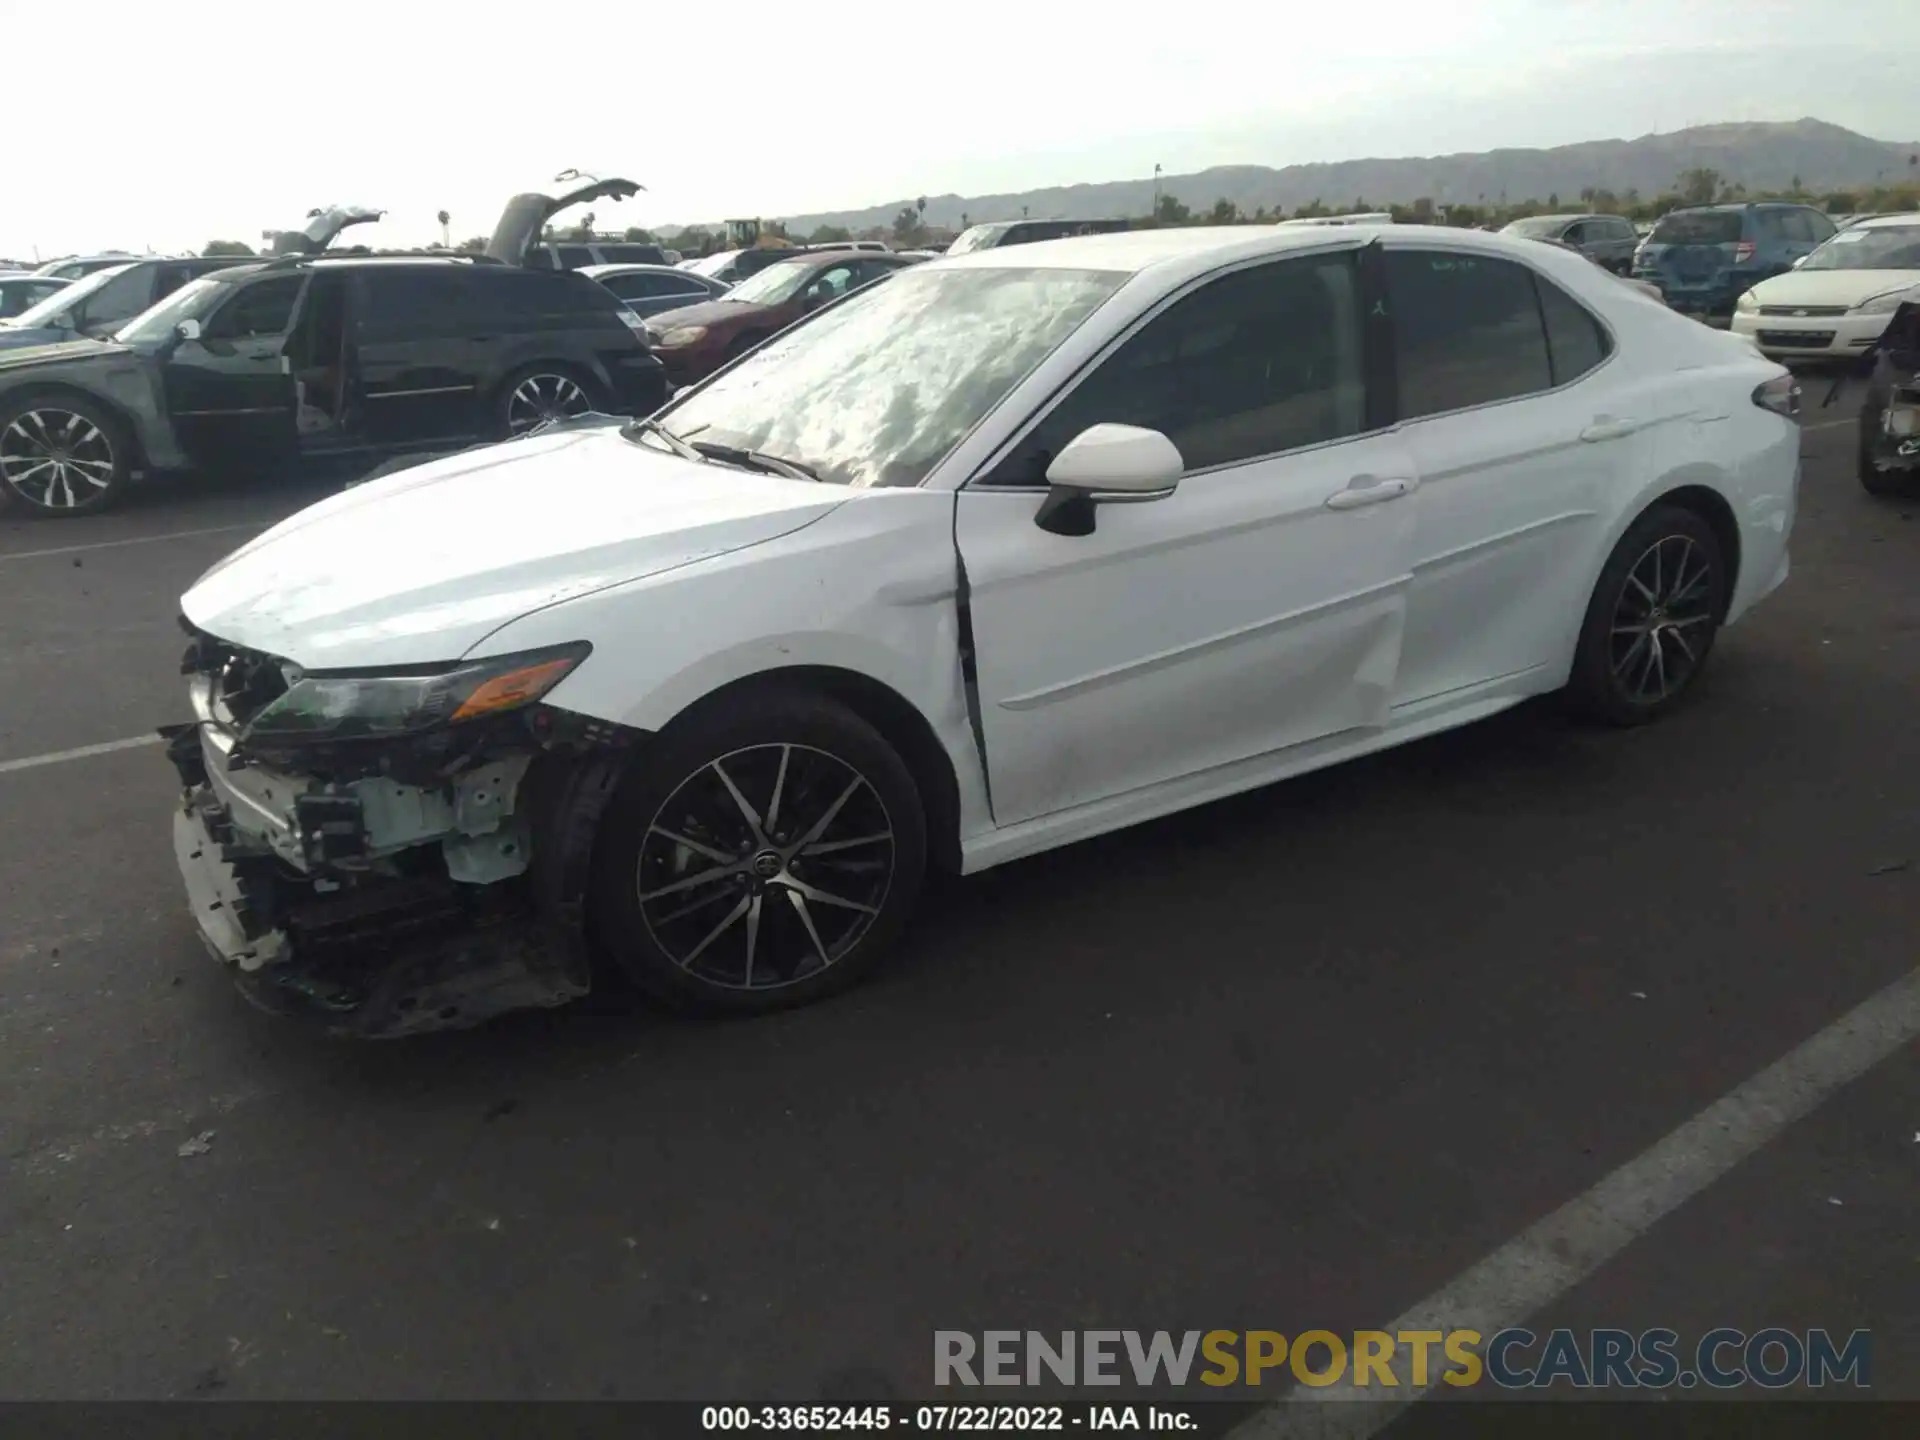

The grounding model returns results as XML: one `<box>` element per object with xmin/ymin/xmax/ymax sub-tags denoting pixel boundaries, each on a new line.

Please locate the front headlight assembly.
<box><xmin>242</xmin><ymin>643</ymin><xmax>591</xmax><ymax>745</ymax></box>
<box><xmin>653</xmin><ymin>325</ymin><xmax>708</xmax><ymax>348</ymax></box>
<box><xmin>1735</xmin><ymin>290</ymin><xmax>1760</xmax><ymax>312</ymax></box>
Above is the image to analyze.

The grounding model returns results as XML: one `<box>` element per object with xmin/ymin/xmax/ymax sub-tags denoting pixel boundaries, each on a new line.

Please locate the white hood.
<box><xmin>183</xmin><ymin>428</ymin><xmax>845</xmax><ymax>669</ymax></box>
<box><xmin>1745</xmin><ymin>269</ymin><xmax>1920</xmax><ymax>309</ymax></box>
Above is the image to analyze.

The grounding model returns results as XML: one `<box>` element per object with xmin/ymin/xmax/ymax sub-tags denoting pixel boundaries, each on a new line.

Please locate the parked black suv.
<box><xmin>0</xmin><ymin>180</ymin><xmax>668</xmax><ymax>517</ymax></box>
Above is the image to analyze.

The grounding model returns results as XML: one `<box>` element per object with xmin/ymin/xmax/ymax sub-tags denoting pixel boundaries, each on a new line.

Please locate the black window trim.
<box><xmin>1374</xmin><ymin>240</ymin><xmax>1620</xmax><ymax>425</ymax></box>
<box><xmin>962</xmin><ymin>238</ymin><xmax>1389</xmax><ymax>493</ymax></box>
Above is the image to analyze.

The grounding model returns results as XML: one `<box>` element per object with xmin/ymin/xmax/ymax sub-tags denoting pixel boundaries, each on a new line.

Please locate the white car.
<box><xmin>168</xmin><ymin>225</ymin><xmax>1800</xmax><ymax>1037</ymax></box>
<box><xmin>1731</xmin><ymin>213</ymin><xmax>1920</xmax><ymax>359</ymax></box>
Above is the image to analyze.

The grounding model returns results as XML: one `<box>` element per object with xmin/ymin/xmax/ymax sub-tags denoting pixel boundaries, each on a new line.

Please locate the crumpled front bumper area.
<box><xmin>161</xmin><ymin>673</ymin><xmax>631</xmax><ymax>1039</ymax></box>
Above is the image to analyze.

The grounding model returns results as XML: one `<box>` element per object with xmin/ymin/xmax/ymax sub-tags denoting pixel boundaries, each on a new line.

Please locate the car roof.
<box><xmin>579</xmin><ymin>263</ymin><xmax>706</xmax><ymax>278</ymax></box>
<box><xmin>1854</xmin><ymin>211</ymin><xmax>1920</xmax><ymax>228</ymax></box>
<box><xmin>928</xmin><ymin>223</ymin><xmax>1380</xmax><ymax>274</ymax></box>
<box><xmin>927</xmin><ymin>222</ymin><xmax>1622</xmax><ymax>287</ymax></box>
<box><xmin>303</xmin><ymin>255</ymin><xmax>501</xmax><ymax>268</ymax></box>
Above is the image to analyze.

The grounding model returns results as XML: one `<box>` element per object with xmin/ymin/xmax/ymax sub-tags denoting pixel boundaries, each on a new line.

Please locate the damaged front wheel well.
<box><xmin>657</xmin><ymin>666</ymin><xmax>964</xmax><ymax>875</ymax></box>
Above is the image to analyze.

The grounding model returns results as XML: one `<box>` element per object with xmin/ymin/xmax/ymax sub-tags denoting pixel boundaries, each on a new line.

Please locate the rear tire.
<box><xmin>0</xmin><ymin>391</ymin><xmax>134</xmax><ymax>517</ymax></box>
<box><xmin>589</xmin><ymin>688</ymin><xmax>927</xmax><ymax>1015</ymax></box>
<box><xmin>495</xmin><ymin>364</ymin><xmax>603</xmax><ymax>439</ymax></box>
<box><xmin>1566</xmin><ymin>505</ymin><xmax>1728</xmax><ymax>726</ymax></box>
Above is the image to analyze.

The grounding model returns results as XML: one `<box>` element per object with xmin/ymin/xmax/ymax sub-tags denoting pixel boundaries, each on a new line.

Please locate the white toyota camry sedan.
<box><xmin>165</xmin><ymin>224</ymin><xmax>1801</xmax><ymax>1037</ymax></box>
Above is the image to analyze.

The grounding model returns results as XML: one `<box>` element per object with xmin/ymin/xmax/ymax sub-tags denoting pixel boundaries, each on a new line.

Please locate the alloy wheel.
<box><xmin>0</xmin><ymin>407</ymin><xmax>116</xmax><ymax>510</ymax></box>
<box><xmin>505</xmin><ymin>374</ymin><xmax>591</xmax><ymax>435</ymax></box>
<box><xmin>1608</xmin><ymin>534</ymin><xmax>1717</xmax><ymax>705</ymax></box>
<box><xmin>636</xmin><ymin>743</ymin><xmax>896</xmax><ymax>991</ymax></box>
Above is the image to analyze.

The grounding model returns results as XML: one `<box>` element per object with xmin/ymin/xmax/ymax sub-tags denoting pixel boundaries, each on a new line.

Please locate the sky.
<box><xmin>7</xmin><ymin>0</ymin><xmax>1919</xmax><ymax>260</ymax></box>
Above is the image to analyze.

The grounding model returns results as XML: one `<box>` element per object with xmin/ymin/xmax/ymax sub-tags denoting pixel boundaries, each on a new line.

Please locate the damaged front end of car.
<box><xmin>161</xmin><ymin>625</ymin><xmax>640</xmax><ymax>1038</ymax></box>
<box><xmin>1868</xmin><ymin>300</ymin><xmax>1920</xmax><ymax>476</ymax></box>
<box><xmin>1838</xmin><ymin>297</ymin><xmax>1920</xmax><ymax>480</ymax></box>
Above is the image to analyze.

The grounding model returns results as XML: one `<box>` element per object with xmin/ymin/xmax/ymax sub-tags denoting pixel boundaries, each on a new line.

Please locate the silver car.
<box><xmin>578</xmin><ymin>263</ymin><xmax>731</xmax><ymax>318</ymax></box>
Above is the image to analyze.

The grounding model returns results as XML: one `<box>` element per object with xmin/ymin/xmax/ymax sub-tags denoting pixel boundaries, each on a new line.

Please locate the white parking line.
<box><xmin>1230</xmin><ymin>963</ymin><xmax>1920</xmax><ymax>1438</ymax></box>
<box><xmin>0</xmin><ymin>734</ymin><xmax>163</xmax><ymax>776</ymax></box>
<box><xmin>0</xmin><ymin>522</ymin><xmax>260</xmax><ymax>566</ymax></box>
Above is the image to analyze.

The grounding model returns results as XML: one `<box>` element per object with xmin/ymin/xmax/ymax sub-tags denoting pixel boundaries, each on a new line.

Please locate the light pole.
<box><xmin>1152</xmin><ymin>163</ymin><xmax>1162</xmax><ymax>220</ymax></box>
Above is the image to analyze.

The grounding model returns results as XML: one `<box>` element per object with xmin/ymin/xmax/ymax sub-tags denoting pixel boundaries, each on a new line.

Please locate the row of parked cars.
<box><xmin>0</xmin><ymin>183</ymin><xmax>937</xmax><ymax>516</ymax></box>
<box><xmin>1502</xmin><ymin>203</ymin><xmax>1920</xmax><ymax>362</ymax></box>
<box><xmin>6</xmin><ymin>183</ymin><xmax>1912</xmax><ymax>520</ymax></box>
<box><xmin>0</xmin><ymin>193</ymin><xmax>1146</xmax><ymax>517</ymax></box>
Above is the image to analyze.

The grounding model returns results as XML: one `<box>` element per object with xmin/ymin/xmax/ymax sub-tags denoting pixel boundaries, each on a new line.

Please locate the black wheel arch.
<box><xmin>634</xmin><ymin>666</ymin><xmax>965</xmax><ymax>877</ymax></box>
<box><xmin>1637</xmin><ymin>484</ymin><xmax>1742</xmax><ymax>621</ymax></box>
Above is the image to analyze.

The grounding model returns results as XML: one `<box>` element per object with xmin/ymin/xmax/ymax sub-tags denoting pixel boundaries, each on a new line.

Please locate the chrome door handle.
<box><xmin>1325</xmin><ymin>475</ymin><xmax>1414</xmax><ymax>510</ymax></box>
<box><xmin>1580</xmin><ymin>416</ymin><xmax>1639</xmax><ymax>442</ymax></box>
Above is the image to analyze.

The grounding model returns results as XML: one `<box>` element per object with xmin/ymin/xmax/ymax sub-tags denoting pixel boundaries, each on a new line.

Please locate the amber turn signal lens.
<box><xmin>449</xmin><ymin>658</ymin><xmax>577</xmax><ymax>722</ymax></box>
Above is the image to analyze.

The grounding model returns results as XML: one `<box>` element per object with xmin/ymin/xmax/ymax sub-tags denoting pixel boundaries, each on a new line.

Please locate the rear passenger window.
<box><xmin>354</xmin><ymin>268</ymin><xmax>478</xmax><ymax>339</ymax></box>
<box><xmin>492</xmin><ymin>271</ymin><xmax>610</xmax><ymax>322</ymax></box>
<box><xmin>1535</xmin><ymin>276</ymin><xmax>1610</xmax><ymax>384</ymax></box>
<box><xmin>555</xmin><ymin>246</ymin><xmax>596</xmax><ymax>269</ymax></box>
<box><xmin>1385</xmin><ymin>250</ymin><xmax>1552</xmax><ymax>418</ymax></box>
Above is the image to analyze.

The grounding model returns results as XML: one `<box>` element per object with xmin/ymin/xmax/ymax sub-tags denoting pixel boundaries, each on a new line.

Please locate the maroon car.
<box><xmin>645</xmin><ymin>249</ymin><xmax>921</xmax><ymax>384</ymax></box>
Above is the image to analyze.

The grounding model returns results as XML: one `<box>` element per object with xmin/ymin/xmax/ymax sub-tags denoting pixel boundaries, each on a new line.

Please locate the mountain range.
<box><xmin>723</xmin><ymin>119</ymin><xmax>1919</xmax><ymax>237</ymax></box>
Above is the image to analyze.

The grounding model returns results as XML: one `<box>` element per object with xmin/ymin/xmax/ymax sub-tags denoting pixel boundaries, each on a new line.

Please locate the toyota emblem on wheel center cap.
<box><xmin>750</xmin><ymin>850</ymin><xmax>783</xmax><ymax>879</ymax></box>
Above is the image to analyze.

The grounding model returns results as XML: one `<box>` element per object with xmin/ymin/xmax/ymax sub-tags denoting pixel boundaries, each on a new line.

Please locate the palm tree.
<box><xmin>436</xmin><ymin>209</ymin><xmax>450</xmax><ymax>247</ymax></box>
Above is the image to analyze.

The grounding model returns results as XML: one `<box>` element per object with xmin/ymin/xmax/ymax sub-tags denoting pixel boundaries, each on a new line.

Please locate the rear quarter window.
<box><xmin>487</xmin><ymin>270</ymin><xmax>624</xmax><ymax>328</ymax></box>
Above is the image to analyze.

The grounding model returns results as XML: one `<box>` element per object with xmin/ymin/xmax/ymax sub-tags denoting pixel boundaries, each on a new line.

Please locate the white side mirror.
<box><xmin>1036</xmin><ymin>423</ymin><xmax>1183</xmax><ymax>536</ymax></box>
<box><xmin>175</xmin><ymin>318</ymin><xmax>203</xmax><ymax>341</ymax></box>
<box><xmin>1044</xmin><ymin>423</ymin><xmax>1183</xmax><ymax>492</ymax></box>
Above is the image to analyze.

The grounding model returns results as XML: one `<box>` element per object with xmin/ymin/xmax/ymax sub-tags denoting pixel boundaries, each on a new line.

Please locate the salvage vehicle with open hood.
<box><xmin>0</xmin><ymin>181</ymin><xmax>664</xmax><ymax>517</ymax></box>
<box><xmin>164</xmin><ymin>224</ymin><xmax>1799</xmax><ymax>1039</ymax></box>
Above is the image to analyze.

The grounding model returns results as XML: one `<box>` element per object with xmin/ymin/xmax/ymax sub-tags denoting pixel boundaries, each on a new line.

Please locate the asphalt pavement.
<box><xmin>0</xmin><ymin>396</ymin><xmax>1914</xmax><ymax>1413</ymax></box>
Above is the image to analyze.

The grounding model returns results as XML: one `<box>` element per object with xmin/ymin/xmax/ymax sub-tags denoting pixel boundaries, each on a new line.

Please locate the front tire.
<box><xmin>0</xmin><ymin>392</ymin><xmax>133</xmax><ymax>517</ymax></box>
<box><xmin>1566</xmin><ymin>505</ymin><xmax>1728</xmax><ymax>726</ymax></box>
<box><xmin>589</xmin><ymin>689</ymin><xmax>928</xmax><ymax>1014</ymax></box>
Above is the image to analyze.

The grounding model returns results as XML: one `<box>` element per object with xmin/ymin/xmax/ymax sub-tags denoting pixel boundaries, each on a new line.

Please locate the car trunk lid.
<box><xmin>485</xmin><ymin>176</ymin><xmax>644</xmax><ymax>267</ymax></box>
<box><xmin>269</xmin><ymin>205</ymin><xmax>387</xmax><ymax>256</ymax></box>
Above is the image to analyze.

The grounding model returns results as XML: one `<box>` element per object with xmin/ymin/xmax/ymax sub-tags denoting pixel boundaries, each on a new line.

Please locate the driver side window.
<box><xmin>204</xmin><ymin>276</ymin><xmax>305</xmax><ymax>341</ymax></box>
<box><xmin>979</xmin><ymin>251</ymin><xmax>1367</xmax><ymax>487</ymax></box>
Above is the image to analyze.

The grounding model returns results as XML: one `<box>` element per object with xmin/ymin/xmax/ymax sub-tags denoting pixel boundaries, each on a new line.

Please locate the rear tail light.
<box><xmin>1733</xmin><ymin>241</ymin><xmax>1756</xmax><ymax>264</ymax></box>
<box><xmin>1752</xmin><ymin>374</ymin><xmax>1801</xmax><ymax>420</ymax></box>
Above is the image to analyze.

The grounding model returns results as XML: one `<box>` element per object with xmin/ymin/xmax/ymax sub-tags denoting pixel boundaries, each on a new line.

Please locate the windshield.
<box><xmin>1799</xmin><ymin>223</ymin><xmax>1920</xmax><ymax>271</ymax></box>
<box><xmin>6</xmin><ymin>263</ymin><xmax>133</xmax><ymax>327</ymax></box>
<box><xmin>724</xmin><ymin>259</ymin><xmax>821</xmax><ymax>306</ymax></box>
<box><xmin>659</xmin><ymin>265</ymin><xmax>1126</xmax><ymax>489</ymax></box>
<box><xmin>1503</xmin><ymin>217</ymin><xmax>1568</xmax><ymax>239</ymax></box>
<box><xmin>685</xmin><ymin>251</ymin><xmax>740</xmax><ymax>278</ymax></box>
<box><xmin>946</xmin><ymin>224</ymin><xmax>1010</xmax><ymax>256</ymax></box>
<box><xmin>1649</xmin><ymin>210</ymin><xmax>1743</xmax><ymax>246</ymax></box>
<box><xmin>113</xmin><ymin>274</ymin><xmax>238</xmax><ymax>345</ymax></box>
